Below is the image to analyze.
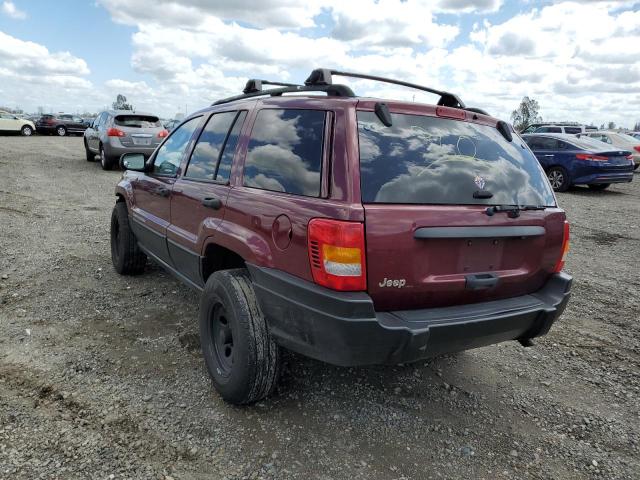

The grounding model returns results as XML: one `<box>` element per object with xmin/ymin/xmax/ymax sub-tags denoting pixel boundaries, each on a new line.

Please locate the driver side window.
<box><xmin>152</xmin><ymin>117</ymin><xmax>201</xmax><ymax>176</ymax></box>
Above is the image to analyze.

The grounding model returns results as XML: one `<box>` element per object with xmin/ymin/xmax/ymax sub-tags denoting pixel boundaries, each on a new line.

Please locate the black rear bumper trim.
<box><xmin>247</xmin><ymin>264</ymin><xmax>572</xmax><ymax>367</ymax></box>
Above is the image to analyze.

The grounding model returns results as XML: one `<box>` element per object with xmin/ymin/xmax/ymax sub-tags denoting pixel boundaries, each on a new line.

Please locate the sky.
<box><xmin>0</xmin><ymin>0</ymin><xmax>639</xmax><ymax>127</ymax></box>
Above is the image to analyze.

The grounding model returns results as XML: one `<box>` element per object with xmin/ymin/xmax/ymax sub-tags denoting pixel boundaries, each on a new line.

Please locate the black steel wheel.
<box><xmin>200</xmin><ymin>269</ymin><xmax>280</xmax><ymax>405</ymax></box>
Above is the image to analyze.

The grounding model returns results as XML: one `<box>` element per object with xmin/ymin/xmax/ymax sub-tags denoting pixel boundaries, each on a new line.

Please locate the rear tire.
<box><xmin>84</xmin><ymin>140</ymin><xmax>95</xmax><ymax>161</ymax></box>
<box><xmin>110</xmin><ymin>202</ymin><xmax>146</xmax><ymax>275</ymax></box>
<box><xmin>56</xmin><ymin>126</ymin><xmax>67</xmax><ymax>136</ymax></box>
<box><xmin>199</xmin><ymin>269</ymin><xmax>281</xmax><ymax>405</ymax></box>
<box><xmin>546</xmin><ymin>166</ymin><xmax>570</xmax><ymax>192</ymax></box>
<box><xmin>588</xmin><ymin>183</ymin><xmax>610</xmax><ymax>191</ymax></box>
<box><xmin>21</xmin><ymin>125</ymin><xmax>33</xmax><ymax>136</ymax></box>
<box><xmin>100</xmin><ymin>145</ymin><xmax>114</xmax><ymax>170</ymax></box>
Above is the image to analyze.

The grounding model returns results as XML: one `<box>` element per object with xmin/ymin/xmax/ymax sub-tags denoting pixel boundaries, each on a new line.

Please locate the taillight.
<box><xmin>575</xmin><ymin>153</ymin><xmax>607</xmax><ymax>161</ymax></box>
<box><xmin>107</xmin><ymin>127</ymin><xmax>126</xmax><ymax>137</ymax></box>
<box><xmin>627</xmin><ymin>154</ymin><xmax>634</xmax><ymax>162</ymax></box>
<box><xmin>553</xmin><ymin>220</ymin><xmax>570</xmax><ymax>273</ymax></box>
<box><xmin>157</xmin><ymin>129</ymin><xmax>169</xmax><ymax>138</ymax></box>
<box><xmin>634</xmin><ymin>146</ymin><xmax>640</xmax><ymax>153</ymax></box>
<box><xmin>308</xmin><ymin>219</ymin><xmax>366</xmax><ymax>291</ymax></box>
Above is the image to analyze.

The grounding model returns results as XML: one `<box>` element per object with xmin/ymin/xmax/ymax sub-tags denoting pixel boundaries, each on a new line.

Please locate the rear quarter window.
<box><xmin>358</xmin><ymin>111</ymin><xmax>555</xmax><ymax>207</ymax></box>
<box><xmin>243</xmin><ymin>109</ymin><xmax>325</xmax><ymax>197</ymax></box>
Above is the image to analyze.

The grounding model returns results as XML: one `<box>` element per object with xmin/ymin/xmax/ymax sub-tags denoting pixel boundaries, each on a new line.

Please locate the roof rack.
<box><xmin>305</xmin><ymin>68</ymin><xmax>466</xmax><ymax>108</ymax></box>
<box><xmin>211</xmin><ymin>67</ymin><xmax>465</xmax><ymax>108</ymax></box>
<box><xmin>212</xmin><ymin>78</ymin><xmax>355</xmax><ymax>106</ymax></box>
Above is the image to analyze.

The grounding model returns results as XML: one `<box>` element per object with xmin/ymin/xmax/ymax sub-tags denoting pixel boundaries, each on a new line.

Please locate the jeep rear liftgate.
<box><xmin>356</xmin><ymin>108</ymin><xmax>566</xmax><ymax>311</ymax></box>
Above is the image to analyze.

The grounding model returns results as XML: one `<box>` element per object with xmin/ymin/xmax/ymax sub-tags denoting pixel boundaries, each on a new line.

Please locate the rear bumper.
<box><xmin>104</xmin><ymin>139</ymin><xmax>157</xmax><ymax>159</ymax></box>
<box><xmin>574</xmin><ymin>171</ymin><xmax>633</xmax><ymax>185</ymax></box>
<box><xmin>248</xmin><ymin>265</ymin><xmax>572</xmax><ymax>367</ymax></box>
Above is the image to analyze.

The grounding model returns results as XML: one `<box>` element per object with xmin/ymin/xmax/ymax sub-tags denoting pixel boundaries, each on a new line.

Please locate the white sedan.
<box><xmin>0</xmin><ymin>111</ymin><xmax>35</xmax><ymax>136</ymax></box>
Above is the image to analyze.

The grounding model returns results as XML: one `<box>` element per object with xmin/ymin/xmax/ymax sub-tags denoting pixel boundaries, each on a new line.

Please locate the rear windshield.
<box><xmin>615</xmin><ymin>132</ymin><xmax>640</xmax><ymax>143</ymax></box>
<box><xmin>357</xmin><ymin>111</ymin><xmax>556</xmax><ymax>207</ymax></box>
<box><xmin>114</xmin><ymin>115</ymin><xmax>161</xmax><ymax>128</ymax></box>
<box><xmin>571</xmin><ymin>136</ymin><xmax>618</xmax><ymax>151</ymax></box>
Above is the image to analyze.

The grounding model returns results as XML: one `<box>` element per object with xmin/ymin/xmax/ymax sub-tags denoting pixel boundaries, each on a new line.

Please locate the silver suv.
<box><xmin>83</xmin><ymin>110</ymin><xmax>168</xmax><ymax>170</ymax></box>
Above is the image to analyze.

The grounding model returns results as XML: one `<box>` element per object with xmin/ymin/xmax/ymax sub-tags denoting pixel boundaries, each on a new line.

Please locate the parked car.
<box><xmin>36</xmin><ymin>114</ymin><xmax>88</xmax><ymax>136</ymax></box>
<box><xmin>110</xmin><ymin>68</ymin><xmax>572</xmax><ymax>405</ymax></box>
<box><xmin>0</xmin><ymin>110</ymin><xmax>35</xmax><ymax>136</ymax></box>
<box><xmin>581</xmin><ymin>131</ymin><xmax>640</xmax><ymax>170</ymax></box>
<box><xmin>521</xmin><ymin>123</ymin><xmax>594</xmax><ymax>135</ymax></box>
<box><xmin>84</xmin><ymin>110</ymin><xmax>168</xmax><ymax>170</ymax></box>
<box><xmin>522</xmin><ymin>133</ymin><xmax>634</xmax><ymax>191</ymax></box>
<box><xmin>629</xmin><ymin>132</ymin><xmax>640</xmax><ymax>140</ymax></box>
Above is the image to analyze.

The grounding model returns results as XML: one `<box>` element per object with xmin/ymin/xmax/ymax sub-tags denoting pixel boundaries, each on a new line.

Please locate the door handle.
<box><xmin>543</xmin><ymin>154</ymin><xmax>554</xmax><ymax>157</ymax></box>
<box><xmin>202</xmin><ymin>197</ymin><xmax>222</xmax><ymax>210</ymax></box>
<box><xmin>465</xmin><ymin>273</ymin><xmax>499</xmax><ymax>290</ymax></box>
<box><xmin>154</xmin><ymin>187</ymin><xmax>170</xmax><ymax>197</ymax></box>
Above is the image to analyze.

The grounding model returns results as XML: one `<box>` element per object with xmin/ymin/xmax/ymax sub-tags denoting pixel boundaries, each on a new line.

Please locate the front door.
<box><xmin>168</xmin><ymin>110</ymin><xmax>247</xmax><ymax>286</ymax></box>
<box><xmin>129</xmin><ymin>116</ymin><xmax>202</xmax><ymax>266</ymax></box>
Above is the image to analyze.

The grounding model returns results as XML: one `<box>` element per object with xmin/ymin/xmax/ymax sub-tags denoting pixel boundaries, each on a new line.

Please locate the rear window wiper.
<box><xmin>485</xmin><ymin>205</ymin><xmax>546</xmax><ymax>218</ymax></box>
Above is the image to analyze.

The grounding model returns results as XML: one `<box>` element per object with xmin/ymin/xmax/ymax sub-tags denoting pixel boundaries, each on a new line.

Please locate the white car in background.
<box><xmin>583</xmin><ymin>131</ymin><xmax>640</xmax><ymax>170</ymax></box>
<box><xmin>0</xmin><ymin>110</ymin><xmax>36</xmax><ymax>136</ymax></box>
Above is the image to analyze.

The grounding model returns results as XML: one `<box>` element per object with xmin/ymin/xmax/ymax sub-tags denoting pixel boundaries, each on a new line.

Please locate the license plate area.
<box><xmin>132</xmin><ymin>137</ymin><xmax>151</xmax><ymax>146</ymax></box>
<box><xmin>459</xmin><ymin>238</ymin><xmax>504</xmax><ymax>272</ymax></box>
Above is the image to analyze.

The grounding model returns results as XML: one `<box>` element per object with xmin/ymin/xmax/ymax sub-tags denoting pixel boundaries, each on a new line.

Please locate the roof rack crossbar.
<box><xmin>212</xmin><ymin>84</ymin><xmax>355</xmax><ymax>106</ymax></box>
<box><xmin>243</xmin><ymin>79</ymin><xmax>302</xmax><ymax>94</ymax></box>
<box><xmin>305</xmin><ymin>68</ymin><xmax>466</xmax><ymax>108</ymax></box>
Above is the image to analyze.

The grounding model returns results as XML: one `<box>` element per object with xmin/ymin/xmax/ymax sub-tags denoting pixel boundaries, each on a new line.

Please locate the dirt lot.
<box><xmin>0</xmin><ymin>135</ymin><xmax>639</xmax><ymax>480</ymax></box>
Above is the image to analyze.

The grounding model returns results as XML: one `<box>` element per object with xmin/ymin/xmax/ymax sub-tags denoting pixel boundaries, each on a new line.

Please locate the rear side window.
<box><xmin>243</xmin><ymin>109</ymin><xmax>325</xmax><ymax>197</ymax></box>
<box><xmin>114</xmin><ymin>115</ymin><xmax>161</xmax><ymax>128</ymax></box>
<box><xmin>358</xmin><ymin>111</ymin><xmax>555</xmax><ymax>207</ymax></box>
<box><xmin>564</xmin><ymin>127</ymin><xmax>582</xmax><ymax>134</ymax></box>
<box><xmin>185</xmin><ymin>111</ymin><xmax>246</xmax><ymax>182</ymax></box>
<box><xmin>535</xmin><ymin>126</ymin><xmax>562</xmax><ymax>133</ymax></box>
<box><xmin>216</xmin><ymin>111</ymin><xmax>246</xmax><ymax>182</ymax></box>
<box><xmin>525</xmin><ymin>137</ymin><xmax>559</xmax><ymax>150</ymax></box>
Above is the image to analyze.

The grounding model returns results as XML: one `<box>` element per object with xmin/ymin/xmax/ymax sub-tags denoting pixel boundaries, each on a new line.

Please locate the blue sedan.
<box><xmin>522</xmin><ymin>133</ymin><xmax>634</xmax><ymax>191</ymax></box>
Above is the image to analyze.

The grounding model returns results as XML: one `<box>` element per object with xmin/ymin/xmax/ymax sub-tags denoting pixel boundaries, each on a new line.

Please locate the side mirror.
<box><xmin>120</xmin><ymin>152</ymin><xmax>146</xmax><ymax>171</ymax></box>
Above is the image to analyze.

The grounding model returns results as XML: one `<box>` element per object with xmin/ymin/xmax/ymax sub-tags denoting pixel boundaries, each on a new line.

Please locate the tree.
<box><xmin>112</xmin><ymin>94</ymin><xmax>133</xmax><ymax>111</ymax></box>
<box><xmin>510</xmin><ymin>96</ymin><xmax>542</xmax><ymax>132</ymax></box>
<box><xmin>633</xmin><ymin>121</ymin><xmax>640</xmax><ymax>131</ymax></box>
<box><xmin>607</xmin><ymin>121</ymin><xmax>616</xmax><ymax>130</ymax></box>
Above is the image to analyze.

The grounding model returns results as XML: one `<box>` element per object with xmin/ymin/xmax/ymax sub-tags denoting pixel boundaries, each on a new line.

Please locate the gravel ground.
<box><xmin>0</xmin><ymin>135</ymin><xmax>639</xmax><ymax>480</ymax></box>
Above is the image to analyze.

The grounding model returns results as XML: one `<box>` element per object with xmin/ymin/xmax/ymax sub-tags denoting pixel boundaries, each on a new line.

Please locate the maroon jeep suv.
<box><xmin>111</xmin><ymin>69</ymin><xmax>572</xmax><ymax>405</ymax></box>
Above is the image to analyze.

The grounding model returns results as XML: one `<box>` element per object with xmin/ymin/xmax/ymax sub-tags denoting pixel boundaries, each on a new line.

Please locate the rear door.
<box><xmin>87</xmin><ymin>112</ymin><xmax>104</xmax><ymax>150</ymax></box>
<box><xmin>167</xmin><ymin>110</ymin><xmax>247</xmax><ymax>286</ymax></box>
<box><xmin>129</xmin><ymin>116</ymin><xmax>202</xmax><ymax>266</ymax></box>
<box><xmin>356</xmin><ymin>108</ymin><xmax>564</xmax><ymax>311</ymax></box>
<box><xmin>0</xmin><ymin>113</ymin><xmax>15</xmax><ymax>130</ymax></box>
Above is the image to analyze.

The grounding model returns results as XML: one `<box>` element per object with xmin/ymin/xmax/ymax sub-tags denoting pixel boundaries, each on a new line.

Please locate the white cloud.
<box><xmin>328</xmin><ymin>1</ymin><xmax>460</xmax><ymax>48</ymax></box>
<box><xmin>99</xmin><ymin>0</ymin><xmax>322</xmax><ymax>29</ymax></box>
<box><xmin>1</xmin><ymin>1</ymin><xmax>26</xmax><ymax>19</ymax></box>
<box><xmin>0</xmin><ymin>31</ymin><xmax>98</xmax><ymax>112</ymax></box>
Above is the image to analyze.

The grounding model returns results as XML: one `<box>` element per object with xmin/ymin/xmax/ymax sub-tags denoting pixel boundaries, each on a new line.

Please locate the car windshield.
<box><xmin>114</xmin><ymin>115</ymin><xmax>161</xmax><ymax>128</ymax></box>
<box><xmin>357</xmin><ymin>111</ymin><xmax>556</xmax><ymax>207</ymax></box>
